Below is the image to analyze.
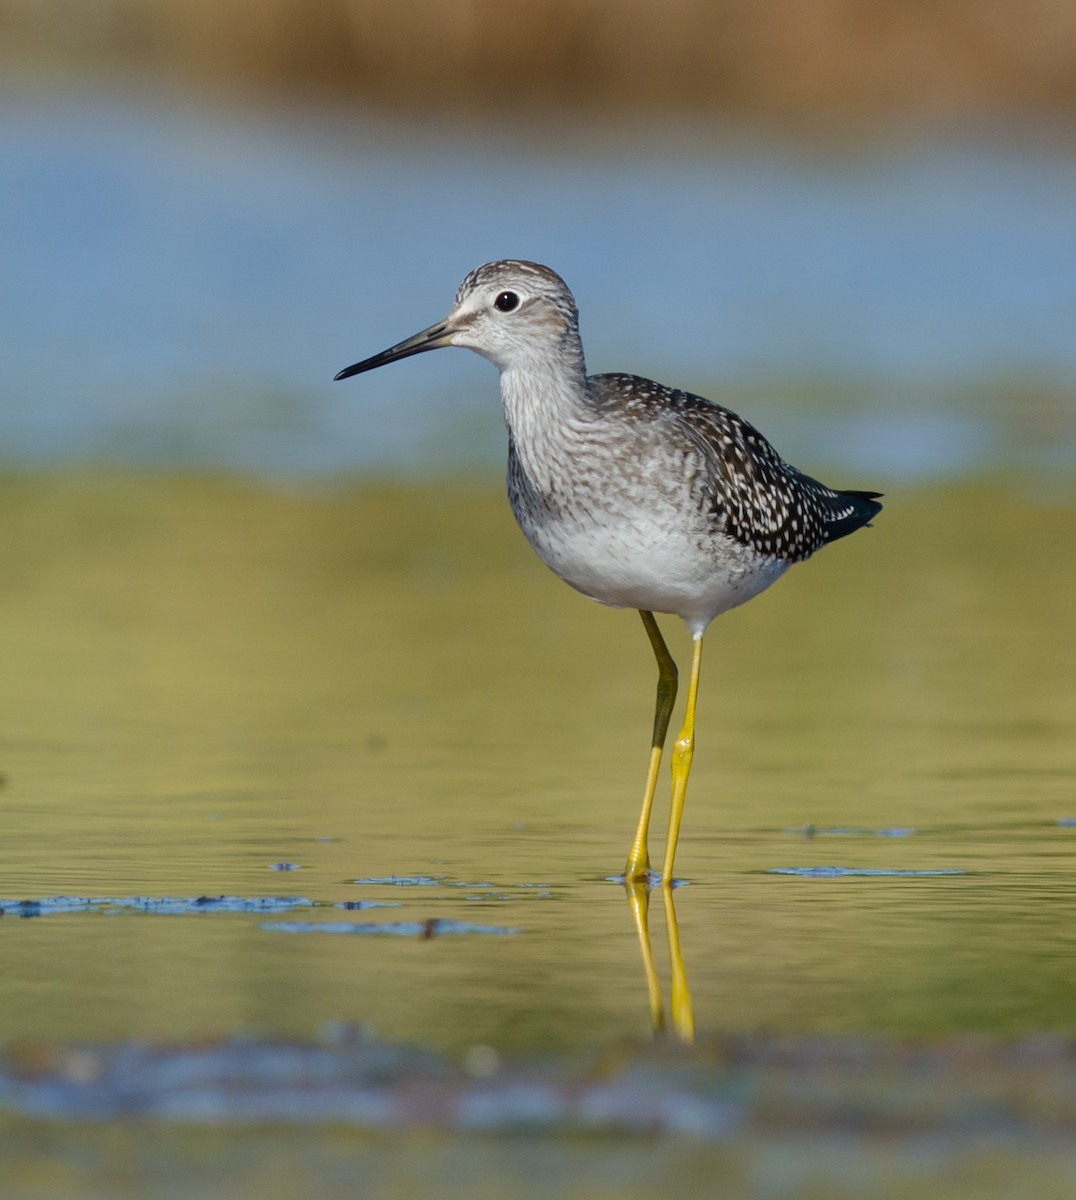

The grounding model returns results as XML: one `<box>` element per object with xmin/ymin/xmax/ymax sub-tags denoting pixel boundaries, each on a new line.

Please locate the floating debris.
<box><xmin>792</xmin><ymin>825</ymin><xmax>916</xmax><ymax>839</ymax></box>
<box><xmin>766</xmin><ymin>866</ymin><xmax>965</xmax><ymax>879</ymax></box>
<box><xmin>0</xmin><ymin>896</ymin><xmax>318</xmax><ymax>918</ymax></box>
<box><xmin>262</xmin><ymin>919</ymin><xmax>519</xmax><ymax>938</ymax></box>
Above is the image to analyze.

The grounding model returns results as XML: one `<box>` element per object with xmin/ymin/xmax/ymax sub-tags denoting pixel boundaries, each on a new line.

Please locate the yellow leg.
<box><xmin>624</xmin><ymin>611</ymin><xmax>678</xmax><ymax>883</ymax></box>
<box><xmin>660</xmin><ymin>630</ymin><xmax>704</xmax><ymax>885</ymax></box>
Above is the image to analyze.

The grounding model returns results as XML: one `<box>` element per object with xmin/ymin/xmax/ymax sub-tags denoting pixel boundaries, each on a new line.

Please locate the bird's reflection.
<box><xmin>624</xmin><ymin>880</ymin><xmax>695</xmax><ymax>1043</ymax></box>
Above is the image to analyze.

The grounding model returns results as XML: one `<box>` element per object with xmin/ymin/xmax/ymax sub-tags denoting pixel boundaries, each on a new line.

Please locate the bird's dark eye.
<box><xmin>494</xmin><ymin>291</ymin><xmax>520</xmax><ymax>313</ymax></box>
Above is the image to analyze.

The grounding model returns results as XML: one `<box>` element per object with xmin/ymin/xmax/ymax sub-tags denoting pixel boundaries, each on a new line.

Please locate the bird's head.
<box><xmin>334</xmin><ymin>260</ymin><xmax>581</xmax><ymax>381</ymax></box>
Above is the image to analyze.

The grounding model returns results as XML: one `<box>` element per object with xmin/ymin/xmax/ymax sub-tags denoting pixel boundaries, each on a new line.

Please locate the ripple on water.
<box><xmin>262</xmin><ymin>919</ymin><xmax>520</xmax><ymax>937</ymax></box>
<box><xmin>0</xmin><ymin>896</ymin><xmax>396</xmax><ymax>917</ymax></box>
<box><xmin>765</xmin><ymin>866</ymin><xmax>966</xmax><ymax>879</ymax></box>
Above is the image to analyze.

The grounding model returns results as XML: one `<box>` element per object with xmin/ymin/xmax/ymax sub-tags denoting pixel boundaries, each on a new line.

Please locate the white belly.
<box><xmin>519</xmin><ymin>508</ymin><xmax>789</xmax><ymax>636</ymax></box>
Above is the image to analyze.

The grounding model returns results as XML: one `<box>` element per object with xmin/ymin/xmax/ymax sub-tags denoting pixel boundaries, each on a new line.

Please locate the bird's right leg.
<box><xmin>623</xmin><ymin>611</ymin><xmax>678</xmax><ymax>883</ymax></box>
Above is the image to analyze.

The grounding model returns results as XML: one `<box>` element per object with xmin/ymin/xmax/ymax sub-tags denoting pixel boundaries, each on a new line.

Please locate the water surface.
<box><xmin>1</xmin><ymin>474</ymin><xmax>1073</xmax><ymax>1053</ymax></box>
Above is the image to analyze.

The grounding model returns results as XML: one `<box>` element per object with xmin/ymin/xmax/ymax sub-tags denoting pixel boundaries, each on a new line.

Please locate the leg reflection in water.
<box><xmin>624</xmin><ymin>880</ymin><xmax>695</xmax><ymax>1043</ymax></box>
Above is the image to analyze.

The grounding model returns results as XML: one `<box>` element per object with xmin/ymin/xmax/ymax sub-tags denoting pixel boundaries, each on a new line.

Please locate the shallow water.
<box><xmin>4</xmin><ymin>74</ymin><xmax>1076</xmax><ymax>1198</ymax></box>
<box><xmin>1</xmin><ymin>474</ymin><xmax>1073</xmax><ymax>1059</ymax></box>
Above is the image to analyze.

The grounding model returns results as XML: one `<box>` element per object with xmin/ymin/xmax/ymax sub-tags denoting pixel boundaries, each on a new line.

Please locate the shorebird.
<box><xmin>335</xmin><ymin>260</ymin><xmax>881</xmax><ymax>885</ymax></box>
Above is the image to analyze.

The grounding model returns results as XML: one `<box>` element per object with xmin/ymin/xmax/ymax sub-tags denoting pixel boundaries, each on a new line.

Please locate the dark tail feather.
<box><xmin>823</xmin><ymin>489</ymin><xmax>883</xmax><ymax>545</ymax></box>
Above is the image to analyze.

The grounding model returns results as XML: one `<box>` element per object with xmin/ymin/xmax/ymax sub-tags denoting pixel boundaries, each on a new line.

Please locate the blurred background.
<box><xmin>2</xmin><ymin>0</ymin><xmax>1076</xmax><ymax>1079</ymax></box>
<box><xmin>4</xmin><ymin>10</ymin><xmax>1076</xmax><ymax>1192</ymax></box>
<box><xmin>2</xmin><ymin>0</ymin><xmax>1075</xmax><ymax>477</ymax></box>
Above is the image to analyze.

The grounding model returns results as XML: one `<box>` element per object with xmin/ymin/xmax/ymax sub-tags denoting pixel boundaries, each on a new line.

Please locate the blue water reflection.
<box><xmin>3</xmin><ymin>82</ymin><xmax>1074</xmax><ymax>476</ymax></box>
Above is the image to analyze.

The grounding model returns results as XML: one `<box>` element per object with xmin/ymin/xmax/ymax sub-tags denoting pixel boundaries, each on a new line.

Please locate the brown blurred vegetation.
<box><xmin>3</xmin><ymin>0</ymin><xmax>1076</xmax><ymax>116</ymax></box>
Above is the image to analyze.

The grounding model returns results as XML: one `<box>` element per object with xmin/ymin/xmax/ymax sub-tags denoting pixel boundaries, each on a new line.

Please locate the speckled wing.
<box><xmin>592</xmin><ymin>373</ymin><xmax>882</xmax><ymax>563</ymax></box>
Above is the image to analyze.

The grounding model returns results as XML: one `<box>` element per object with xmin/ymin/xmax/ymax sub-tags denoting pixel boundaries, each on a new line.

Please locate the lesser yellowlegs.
<box><xmin>335</xmin><ymin>260</ymin><xmax>882</xmax><ymax>886</ymax></box>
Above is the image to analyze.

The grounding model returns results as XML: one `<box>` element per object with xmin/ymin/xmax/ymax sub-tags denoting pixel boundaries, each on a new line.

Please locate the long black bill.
<box><xmin>334</xmin><ymin>320</ymin><xmax>453</xmax><ymax>381</ymax></box>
